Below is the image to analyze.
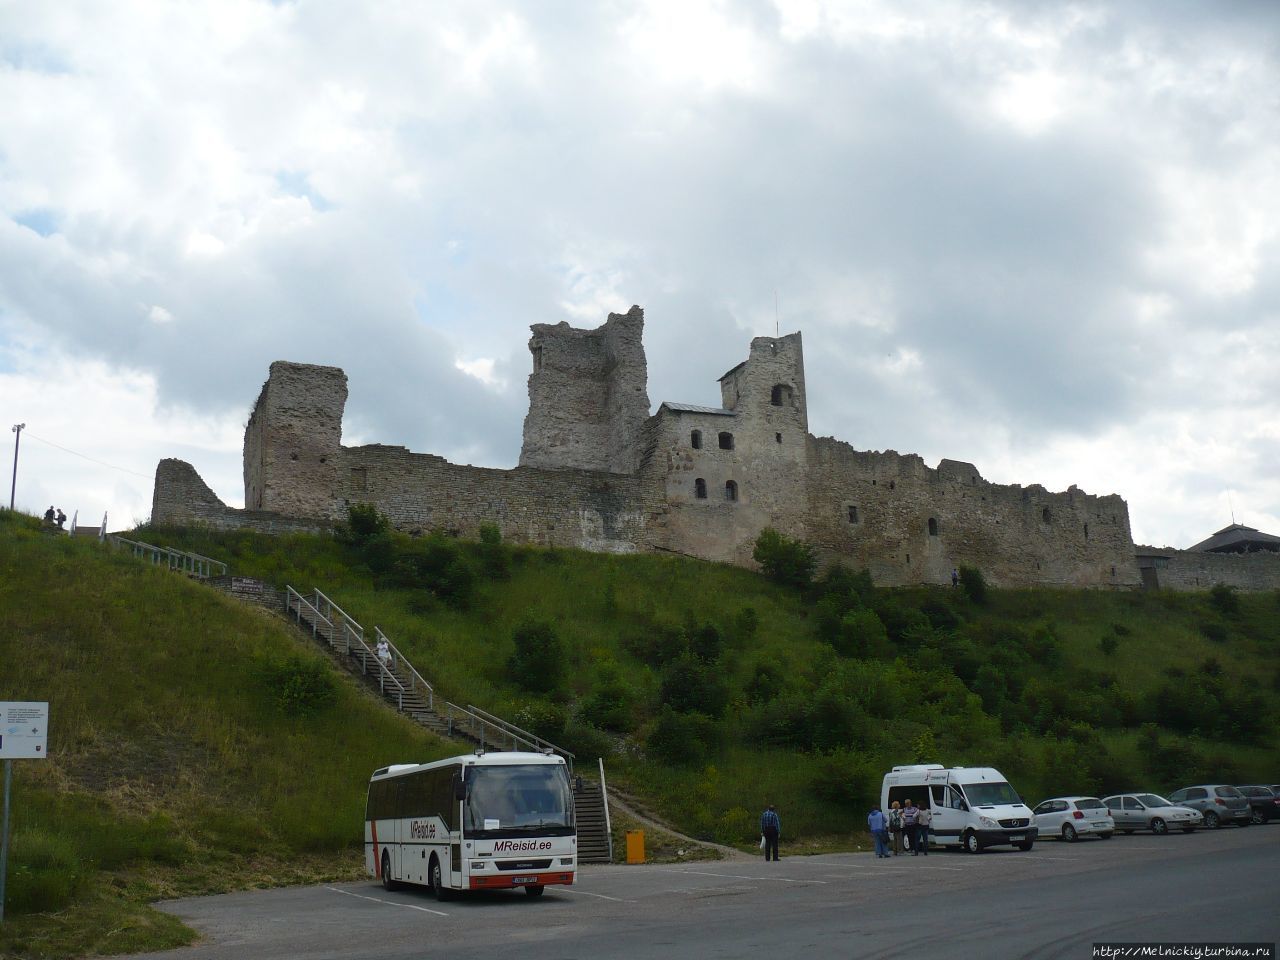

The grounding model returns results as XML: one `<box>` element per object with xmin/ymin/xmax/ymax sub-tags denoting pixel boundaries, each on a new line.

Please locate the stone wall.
<box><xmin>1137</xmin><ymin>547</ymin><xmax>1280</xmax><ymax>592</ymax></box>
<box><xmin>340</xmin><ymin>444</ymin><xmax>664</xmax><ymax>553</ymax></box>
<box><xmin>244</xmin><ymin>361</ymin><xmax>347</xmax><ymax>517</ymax></box>
<box><xmin>519</xmin><ymin>306</ymin><xmax>650</xmax><ymax>474</ymax></box>
<box><xmin>151</xmin><ymin>459</ymin><xmax>329</xmax><ymax>534</ymax></box>
<box><xmin>802</xmin><ymin>440</ymin><xmax>1141</xmax><ymax>588</ymax></box>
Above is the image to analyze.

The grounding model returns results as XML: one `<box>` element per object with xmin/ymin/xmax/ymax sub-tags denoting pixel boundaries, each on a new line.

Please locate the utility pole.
<box><xmin>8</xmin><ymin>423</ymin><xmax>23</xmax><ymax>511</ymax></box>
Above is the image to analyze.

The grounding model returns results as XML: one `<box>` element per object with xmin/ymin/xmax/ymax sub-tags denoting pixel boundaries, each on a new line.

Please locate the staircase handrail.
<box><xmin>375</xmin><ymin>627</ymin><xmax>433</xmax><ymax>710</ymax></box>
<box><xmin>440</xmin><ymin>701</ymin><xmax>543</xmax><ymax>755</ymax></box>
<box><xmin>106</xmin><ymin>534</ymin><xmax>228</xmax><ymax>578</ymax></box>
<box><xmin>286</xmin><ymin>587</ymin><xmax>409</xmax><ymax>707</ymax></box>
<box><xmin>311</xmin><ymin>588</ymin><xmax>364</xmax><ymax>653</ymax></box>
<box><xmin>465</xmin><ymin>703</ymin><xmax>575</xmax><ymax>762</ymax></box>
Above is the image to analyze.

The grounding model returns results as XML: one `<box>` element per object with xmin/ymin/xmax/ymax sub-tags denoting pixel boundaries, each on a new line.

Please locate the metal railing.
<box><xmin>466</xmin><ymin>703</ymin><xmax>574</xmax><ymax>763</ymax></box>
<box><xmin>599</xmin><ymin>757</ymin><xmax>614</xmax><ymax>861</ymax></box>
<box><xmin>107</xmin><ymin>535</ymin><xmax>228</xmax><ymax>578</ymax></box>
<box><xmin>284</xmin><ymin>585</ymin><xmax>571</xmax><ymax>763</ymax></box>
<box><xmin>286</xmin><ymin>587</ymin><xmax>409</xmax><ymax>710</ymax></box>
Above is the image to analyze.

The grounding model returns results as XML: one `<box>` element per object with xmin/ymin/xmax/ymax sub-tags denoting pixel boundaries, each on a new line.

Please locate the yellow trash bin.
<box><xmin>625</xmin><ymin>829</ymin><xmax>645</xmax><ymax>864</ymax></box>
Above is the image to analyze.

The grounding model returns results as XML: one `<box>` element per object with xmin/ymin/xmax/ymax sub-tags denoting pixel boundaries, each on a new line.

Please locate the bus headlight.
<box><xmin>560</xmin><ymin>857</ymin><xmax>574</xmax><ymax>865</ymax></box>
<box><xmin>470</xmin><ymin>861</ymin><xmax>485</xmax><ymax>870</ymax></box>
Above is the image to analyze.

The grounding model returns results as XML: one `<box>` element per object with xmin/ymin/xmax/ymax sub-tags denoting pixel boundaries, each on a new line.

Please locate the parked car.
<box><xmin>1102</xmin><ymin>793</ymin><xmax>1203</xmax><ymax>834</ymax></box>
<box><xmin>1237</xmin><ymin>785</ymin><xmax>1280</xmax><ymax>824</ymax></box>
<box><xmin>1166</xmin><ymin>785</ymin><xmax>1252</xmax><ymax>828</ymax></box>
<box><xmin>1033</xmin><ymin>797</ymin><xmax>1115</xmax><ymax>842</ymax></box>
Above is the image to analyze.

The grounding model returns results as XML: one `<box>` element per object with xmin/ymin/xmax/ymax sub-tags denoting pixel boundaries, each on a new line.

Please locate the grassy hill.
<box><xmin>2</xmin><ymin>508</ymin><xmax>1278</xmax><ymax>957</ymax></box>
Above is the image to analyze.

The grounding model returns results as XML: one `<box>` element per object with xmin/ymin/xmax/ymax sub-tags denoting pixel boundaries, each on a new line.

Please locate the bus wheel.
<box><xmin>430</xmin><ymin>856</ymin><xmax>453</xmax><ymax>901</ymax></box>
<box><xmin>962</xmin><ymin>831</ymin><xmax>981</xmax><ymax>854</ymax></box>
<box><xmin>381</xmin><ymin>850</ymin><xmax>399</xmax><ymax>892</ymax></box>
<box><xmin>525</xmin><ymin>885</ymin><xmax>545</xmax><ymax>898</ymax></box>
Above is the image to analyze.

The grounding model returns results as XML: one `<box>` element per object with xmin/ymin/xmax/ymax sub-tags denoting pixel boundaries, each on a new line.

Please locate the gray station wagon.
<box><xmin>1167</xmin><ymin>785</ymin><xmax>1251</xmax><ymax>828</ymax></box>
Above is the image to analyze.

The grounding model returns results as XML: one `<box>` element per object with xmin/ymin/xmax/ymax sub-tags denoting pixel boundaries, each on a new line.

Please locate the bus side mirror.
<box><xmin>454</xmin><ymin>776</ymin><xmax>467</xmax><ymax>801</ymax></box>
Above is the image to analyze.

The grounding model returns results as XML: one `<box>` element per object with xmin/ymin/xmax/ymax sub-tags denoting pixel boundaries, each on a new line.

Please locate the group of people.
<box><xmin>867</xmin><ymin>800</ymin><xmax>931</xmax><ymax>858</ymax></box>
<box><xmin>42</xmin><ymin>506</ymin><xmax>66</xmax><ymax>529</ymax></box>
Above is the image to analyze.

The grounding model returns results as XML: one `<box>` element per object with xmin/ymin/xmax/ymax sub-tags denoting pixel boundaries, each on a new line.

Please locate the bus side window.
<box><xmin>930</xmin><ymin>785</ymin><xmax>946</xmax><ymax>808</ymax></box>
<box><xmin>949</xmin><ymin>786</ymin><xmax>967</xmax><ymax>811</ymax></box>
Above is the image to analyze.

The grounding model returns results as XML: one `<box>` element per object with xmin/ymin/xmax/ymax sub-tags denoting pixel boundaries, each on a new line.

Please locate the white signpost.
<box><xmin>0</xmin><ymin>701</ymin><xmax>48</xmax><ymax>923</ymax></box>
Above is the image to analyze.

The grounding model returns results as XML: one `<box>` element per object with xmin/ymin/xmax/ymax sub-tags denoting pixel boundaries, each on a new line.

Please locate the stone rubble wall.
<box><xmin>151</xmin><ymin>459</ymin><xmax>331</xmax><ymax>535</ymax></box>
<box><xmin>1138</xmin><ymin>547</ymin><xmax>1280</xmax><ymax>592</ymax></box>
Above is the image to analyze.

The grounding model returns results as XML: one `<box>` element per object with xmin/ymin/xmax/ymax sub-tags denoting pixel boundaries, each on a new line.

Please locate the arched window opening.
<box><xmin>718</xmin><ymin>432</ymin><xmax>734</xmax><ymax>450</ymax></box>
<box><xmin>725</xmin><ymin>480</ymin><xmax>738</xmax><ymax>502</ymax></box>
<box><xmin>928</xmin><ymin>517</ymin><xmax>939</xmax><ymax>536</ymax></box>
<box><xmin>1042</xmin><ymin>507</ymin><xmax>1052</xmax><ymax>524</ymax></box>
<box><xmin>694</xmin><ymin>478</ymin><xmax>707</xmax><ymax>499</ymax></box>
<box><xmin>690</xmin><ymin>429</ymin><xmax>703</xmax><ymax>450</ymax></box>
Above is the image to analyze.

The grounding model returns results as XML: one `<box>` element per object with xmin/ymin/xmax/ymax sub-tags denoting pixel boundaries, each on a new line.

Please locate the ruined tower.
<box><xmin>243</xmin><ymin>361</ymin><xmax>348</xmax><ymax>518</ymax></box>
<box><xmin>518</xmin><ymin>305</ymin><xmax>650</xmax><ymax>474</ymax></box>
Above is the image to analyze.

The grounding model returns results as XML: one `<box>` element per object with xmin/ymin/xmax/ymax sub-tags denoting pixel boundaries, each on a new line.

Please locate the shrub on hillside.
<box><xmin>477</xmin><ymin>523</ymin><xmax>510</xmax><ymax>580</ymax></box>
<box><xmin>260</xmin><ymin>654</ymin><xmax>338</xmax><ymax>717</ymax></box>
<box><xmin>647</xmin><ymin>707</ymin><xmax>721</xmax><ymax>763</ymax></box>
<box><xmin>730</xmin><ymin>606</ymin><xmax>760</xmax><ymax>643</ymax></box>
<box><xmin>391</xmin><ymin>535</ymin><xmax>476</xmax><ymax>608</ymax></box>
<box><xmin>508</xmin><ymin>620</ymin><xmax>565</xmax><ymax>694</ymax></box>
<box><xmin>959</xmin><ymin>566</ymin><xmax>988</xmax><ymax>605</ymax></box>
<box><xmin>580</xmin><ymin>663</ymin><xmax>639</xmax><ymax>732</ymax></box>
<box><xmin>511</xmin><ymin>701</ymin><xmax>568</xmax><ymax>741</ymax></box>
<box><xmin>339</xmin><ymin>502</ymin><xmax>390</xmax><ymax>546</ymax></box>
<box><xmin>559</xmin><ymin>720</ymin><xmax>614</xmax><ymax>761</ymax></box>
<box><xmin>809</xmin><ymin>750</ymin><xmax>875</xmax><ymax>807</ymax></box>
<box><xmin>1208</xmin><ymin>583</ymin><xmax>1240</xmax><ymax>617</ymax></box>
<box><xmin>752</xmin><ymin>527</ymin><xmax>816</xmax><ymax>589</ymax></box>
<box><xmin>688</xmin><ymin>623</ymin><xmax>724</xmax><ymax>663</ymax></box>
<box><xmin>834</xmin><ymin>608</ymin><xmax>888</xmax><ymax>658</ymax></box>
<box><xmin>622</xmin><ymin>623</ymin><xmax>687</xmax><ymax>667</ymax></box>
<box><xmin>1200</xmin><ymin>620</ymin><xmax>1229</xmax><ymax>643</ymax></box>
<box><xmin>660</xmin><ymin>655</ymin><xmax>729</xmax><ymax>717</ymax></box>
<box><xmin>1099</xmin><ymin>634</ymin><xmax>1119</xmax><ymax>656</ymax></box>
<box><xmin>745</xmin><ymin>662</ymin><xmax>786</xmax><ymax>703</ymax></box>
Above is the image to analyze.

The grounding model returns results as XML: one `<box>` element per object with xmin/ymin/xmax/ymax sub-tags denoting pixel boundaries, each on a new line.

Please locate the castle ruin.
<box><xmin>151</xmin><ymin>306</ymin><xmax>1280</xmax><ymax>591</ymax></box>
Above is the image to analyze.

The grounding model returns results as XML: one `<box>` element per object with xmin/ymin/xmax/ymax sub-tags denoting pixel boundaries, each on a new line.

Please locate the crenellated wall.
<box><xmin>150</xmin><ymin>308</ymin><xmax>1280</xmax><ymax>591</ymax></box>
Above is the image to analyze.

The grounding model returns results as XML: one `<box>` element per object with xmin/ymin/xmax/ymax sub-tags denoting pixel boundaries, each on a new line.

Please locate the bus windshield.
<box><xmin>961</xmin><ymin>781</ymin><xmax>1021</xmax><ymax>806</ymax></box>
<box><xmin>464</xmin><ymin>764</ymin><xmax>574</xmax><ymax>838</ymax></box>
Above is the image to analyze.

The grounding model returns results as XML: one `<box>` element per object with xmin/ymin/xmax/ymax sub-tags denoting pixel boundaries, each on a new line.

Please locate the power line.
<box><xmin>23</xmin><ymin>432</ymin><xmax>152</xmax><ymax>480</ymax></box>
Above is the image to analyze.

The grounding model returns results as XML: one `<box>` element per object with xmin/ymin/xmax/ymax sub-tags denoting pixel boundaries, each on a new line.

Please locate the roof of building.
<box><xmin>1187</xmin><ymin>523</ymin><xmax>1280</xmax><ymax>554</ymax></box>
<box><xmin>718</xmin><ymin>360</ymin><xmax>747</xmax><ymax>382</ymax></box>
<box><xmin>659</xmin><ymin>401</ymin><xmax>736</xmax><ymax>417</ymax></box>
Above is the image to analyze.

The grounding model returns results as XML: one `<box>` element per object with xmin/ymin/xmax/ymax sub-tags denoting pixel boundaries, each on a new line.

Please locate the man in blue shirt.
<box><xmin>760</xmin><ymin>805</ymin><xmax>781</xmax><ymax>861</ymax></box>
<box><xmin>867</xmin><ymin>805</ymin><xmax>889</xmax><ymax>858</ymax></box>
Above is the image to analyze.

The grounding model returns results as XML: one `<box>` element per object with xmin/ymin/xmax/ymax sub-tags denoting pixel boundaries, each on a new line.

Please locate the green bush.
<box><xmin>508</xmin><ymin>620</ymin><xmax>565</xmax><ymax>693</ymax></box>
<box><xmin>260</xmin><ymin>654</ymin><xmax>338</xmax><ymax>717</ymax></box>
<box><xmin>580</xmin><ymin>664</ymin><xmax>639</xmax><ymax>732</ymax></box>
<box><xmin>959</xmin><ymin>566</ymin><xmax>988</xmax><ymax>605</ymax></box>
<box><xmin>647</xmin><ymin>707</ymin><xmax>721</xmax><ymax>764</ymax></box>
<box><xmin>1099</xmin><ymin>634</ymin><xmax>1119</xmax><ymax>656</ymax></box>
<box><xmin>752</xmin><ymin>528</ymin><xmax>816</xmax><ymax>590</ymax></box>
<box><xmin>340</xmin><ymin>502</ymin><xmax>390</xmax><ymax>546</ymax></box>
<box><xmin>1208</xmin><ymin>583</ymin><xmax>1240</xmax><ymax>617</ymax></box>
<box><xmin>511</xmin><ymin>701</ymin><xmax>568</xmax><ymax>740</ymax></box>
<box><xmin>660</xmin><ymin>655</ymin><xmax>729</xmax><ymax>717</ymax></box>
<box><xmin>477</xmin><ymin>523</ymin><xmax>510</xmax><ymax>580</ymax></box>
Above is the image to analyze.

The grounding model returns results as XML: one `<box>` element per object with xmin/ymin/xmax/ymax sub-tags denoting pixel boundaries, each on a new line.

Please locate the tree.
<box><xmin>508</xmin><ymin>621</ymin><xmax>565</xmax><ymax>693</ymax></box>
<box><xmin>958</xmin><ymin>566</ymin><xmax>988</xmax><ymax>605</ymax></box>
<box><xmin>752</xmin><ymin>528</ymin><xmax>816</xmax><ymax>590</ymax></box>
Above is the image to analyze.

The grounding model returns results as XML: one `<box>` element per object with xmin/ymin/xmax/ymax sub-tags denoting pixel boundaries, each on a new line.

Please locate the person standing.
<box><xmin>867</xmin><ymin>805</ymin><xmax>889</xmax><ymax>858</ymax></box>
<box><xmin>888</xmin><ymin>801</ymin><xmax>903</xmax><ymax>855</ymax></box>
<box><xmin>903</xmin><ymin>799</ymin><xmax>919</xmax><ymax>855</ymax></box>
<box><xmin>760</xmin><ymin>804</ymin><xmax>780</xmax><ymax>861</ymax></box>
<box><xmin>916</xmin><ymin>804</ymin><xmax>932</xmax><ymax>855</ymax></box>
<box><xmin>56</xmin><ymin>508</ymin><xmax>66</xmax><ymax>529</ymax></box>
<box><xmin>951</xmin><ymin>568</ymin><xmax>960</xmax><ymax>587</ymax></box>
<box><xmin>44</xmin><ymin>506</ymin><xmax>55</xmax><ymax>524</ymax></box>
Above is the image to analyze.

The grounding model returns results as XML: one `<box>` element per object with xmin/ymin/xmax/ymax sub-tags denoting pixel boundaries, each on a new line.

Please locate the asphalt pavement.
<box><xmin>128</xmin><ymin>825</ymin><xmax>1280</xmax><ymax>960</ymax></box>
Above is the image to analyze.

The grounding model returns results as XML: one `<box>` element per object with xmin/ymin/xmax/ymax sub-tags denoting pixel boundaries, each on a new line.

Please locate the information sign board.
<box><xmin>0</xmin><ymin>702</ymin><xmax>48</xmax><ymax>759</ymax></box>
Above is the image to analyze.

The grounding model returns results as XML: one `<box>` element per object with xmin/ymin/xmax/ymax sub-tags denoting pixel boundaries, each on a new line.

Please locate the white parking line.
<box><xmin>654</xmin><ymin>868</ymin><xmax>829</xmax><ymax>885</ymax></box>
<box><xmin>326</xmin><ymin>886</ymin><xmax>450</xmax><ymax>916</ymax></box>
<box><xmin>1011</xmin><ymin>855</ymin><xmax>1079</xmax><ymax>862</ymax></box>
<box><xmin>558</xmin><ymin>887</ymin><xmax>636</xmax><ymax>903</ymax></box>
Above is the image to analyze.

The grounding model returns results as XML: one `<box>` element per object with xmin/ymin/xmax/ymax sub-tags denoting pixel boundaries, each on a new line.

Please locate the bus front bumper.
<box><xmin>469</xmin><ymin>872</ymin><xmax>575</xmax><ymax>890</ymax></box>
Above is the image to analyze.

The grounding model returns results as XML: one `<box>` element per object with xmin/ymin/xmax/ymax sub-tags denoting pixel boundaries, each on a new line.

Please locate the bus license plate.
<box><xmin>1008</xmin><ymin>835</ymin><xmax>1023</xmax><ymax>842</ymax></box>
<box><xmin>512</xmin><ymin>876</ymin><xmax>537</xmax><ymax>884</ymax></box>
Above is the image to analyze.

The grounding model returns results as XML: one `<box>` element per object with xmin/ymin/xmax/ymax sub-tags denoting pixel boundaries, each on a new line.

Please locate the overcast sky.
<box><xmin>2</xmin><ymin>0</ymin><xmax>1277</xmax><ymax>548</ymax></box>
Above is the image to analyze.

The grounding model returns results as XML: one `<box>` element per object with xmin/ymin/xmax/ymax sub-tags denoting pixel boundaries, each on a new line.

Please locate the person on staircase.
<box><xmin>376</xmin><ymin>637</ymin><xmax>393</xmax><ymax>670</ymax></box>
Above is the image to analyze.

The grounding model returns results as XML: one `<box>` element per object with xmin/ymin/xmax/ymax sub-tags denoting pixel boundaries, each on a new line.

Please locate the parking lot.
<box><xmin>132</xmin><ymin>826</ymin><xmax>1280</xmax><ymax>959</ymax></box>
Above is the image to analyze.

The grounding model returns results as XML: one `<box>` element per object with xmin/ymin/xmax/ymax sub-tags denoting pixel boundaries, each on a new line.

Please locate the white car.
<box><xmin>1032</xmin><ymin>796</ymin><xmax>1115</xmax><ymax>842</ymax></box>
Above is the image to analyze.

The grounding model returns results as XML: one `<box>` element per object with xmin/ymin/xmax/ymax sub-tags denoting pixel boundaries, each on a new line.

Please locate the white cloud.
<box><xmin>1</xmin><ymin>0</ymin><xmax>1277</xmax><ymax>548</ymax></box>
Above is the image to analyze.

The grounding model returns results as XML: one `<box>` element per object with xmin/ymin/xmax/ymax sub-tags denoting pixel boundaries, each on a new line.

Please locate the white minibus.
<box><xmin>366</xmin><ymin>750</ymin><xmax>576</xmax><ymax>898</ymax></box>
<box><xmin>881</xmin><ymin>763</ymin><xmax>1037</xmax><ymax>853</ymax></box>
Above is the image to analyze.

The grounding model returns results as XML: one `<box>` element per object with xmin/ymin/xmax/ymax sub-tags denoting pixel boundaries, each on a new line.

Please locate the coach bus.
<box><xmin>365</xmin><ymin>750</ymin><xmax>576</xmax><ymax>898</ymax></box>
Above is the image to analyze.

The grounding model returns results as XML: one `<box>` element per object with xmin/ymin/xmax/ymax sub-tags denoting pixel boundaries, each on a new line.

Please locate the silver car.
<box><xmin>1167</xmin><ymin>785</ymin><xmax>1252</xmax><ymax>828</ymax></box>
<box><xmin>1102</xmin><ymin>793</ymin><xmax>1203</xmax><ymax>834</ymax></box>
<box><xmin>1033</xmin><ymin>796</ymin><xmax>1115</xmax><ymax>842</ymax></box>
